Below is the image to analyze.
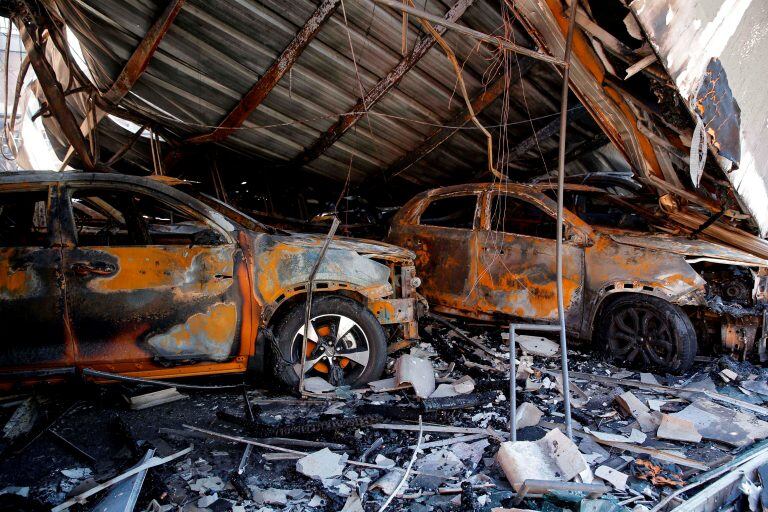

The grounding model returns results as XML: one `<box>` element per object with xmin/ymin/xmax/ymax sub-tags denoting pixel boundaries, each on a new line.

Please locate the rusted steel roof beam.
<box><xmin>60</xmin><ymin>0</ymin><xmax>186</xmax><ymax>169</ymax></box>
<box><xmin>381</xmin><ymin>57</ymin><xmax>534</xmax><ymax>182</ymax></box>
<box><xmin>187</xmin><ymin>0</ymin><xmax>341</xmax><ymax>145</ymax></box>
<box><xmin>17</xmin><ymin>23</ymin><xmax>95</xmax><ymax>171</ymax></box>
<box><xmin>290</xmin><ymin>0</ymin><xmax>475</xmax><ymax>168</ymax></box>
<box><xmin>504</xmin><ymin>105</ymin><xmax>587</xmax><ymax>162</ymax></box>
<box><xmin>103</xmin><ymin>0</ymin><xmax>187</xmax><ymax>104</ymax></box>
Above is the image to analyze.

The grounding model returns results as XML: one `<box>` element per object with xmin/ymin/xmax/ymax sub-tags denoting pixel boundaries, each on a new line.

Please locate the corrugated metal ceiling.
<box><xmin>55</xmin><ymin>0</ymin><xmax>602</xmax><ymax>184</ymax></box>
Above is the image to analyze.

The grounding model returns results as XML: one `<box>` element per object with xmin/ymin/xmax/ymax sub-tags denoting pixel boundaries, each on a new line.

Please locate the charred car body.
<box><xmin>388</xmin><ymin>183</ymin><xmax>768</xmax><ymax>372</ymax></box>
<box><xmin>0</xmin><ymin>172</ymin><xmax>420</xmax><ymax>388</ymax></box>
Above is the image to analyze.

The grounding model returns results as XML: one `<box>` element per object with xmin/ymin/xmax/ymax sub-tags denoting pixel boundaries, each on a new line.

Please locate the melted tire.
<box><xmin>596</xmin><ymin>294</ymin><xmax>697</xmax><ymax>374</ymax></box>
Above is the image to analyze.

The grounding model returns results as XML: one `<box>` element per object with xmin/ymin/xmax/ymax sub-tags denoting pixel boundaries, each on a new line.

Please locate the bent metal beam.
<box><xmin>377</xmin><ymin>57</ymin><xmax>534</xmax><ymax>184</ymax></box>
<box><xmin>290</xmin><ymin>0</ymin><xmax>475</xmax><ymax>168</ymax></box>
<box><xmin>187</xmin><ymin>0</ymin><xmax>341</xmax><ymax>145</ymax></box>
<box><xmin>60</xmin><ymin>0</ymin><xmax>187</xmax><ymax>168</ymax></box>
<box><xmin>17</xmin><ymin>23</ymin><xmax>96</xmax><ymax>171</ymax></box>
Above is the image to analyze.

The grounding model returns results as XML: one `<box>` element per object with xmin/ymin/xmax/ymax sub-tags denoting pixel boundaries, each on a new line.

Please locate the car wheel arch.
<box><xmin>585</xmin><ymin>285</ymin><xmax>674</xmax><ymax>339</ymax></box>
<box><xmin>261</xmin><ymin>287</ymin><xmax>370</xmax><ymax>329</ymax></box>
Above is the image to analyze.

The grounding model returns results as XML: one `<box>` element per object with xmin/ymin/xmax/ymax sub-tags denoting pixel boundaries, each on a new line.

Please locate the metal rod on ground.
<box><xmin>298</xmin><ymin>216</ymin><xmax>341</xmax><ymax>396</ymax></box>
<box><xmin>508</xmin><ymin>323</ymin><xmax>516</xmax><ymax>442</ymax></box>
<box><xmin>507</xmin><ymin>324</ymin><xmax>559</xmax><ymax>442</ymax></box>
<box><xmin>81</xmin><ymin>368</ymin><xmax>244</xmax><ymax>390</ymax></box>
<box><xmin>554</xmin><ymin>0</ymin><xmax>578</xmax><ymax>441</ymax></box>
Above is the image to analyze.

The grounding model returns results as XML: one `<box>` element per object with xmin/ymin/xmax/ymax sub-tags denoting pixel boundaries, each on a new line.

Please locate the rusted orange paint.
<box><xmin>0</xmin><ymin>255</ymin><xmax>30</xmax><ymax>295</ymax></box>
<box><xmin>85</xmin><ymin>246</ymin><xmax>234</xmax><ymax>296</ymax></box>
<box><xmin>1</xmin><ymin>173</ymin><xmax>420</xmax><ymax>387</ymax></box>
<box><xmin>539</xmin><ymin>0</ymin><xmax>664</xmax><ymax>180</ymax></box>
<box><xmin>146</xmin><ymin>302</ymin><xmax>238</xmax><ymax>360</ymax></box>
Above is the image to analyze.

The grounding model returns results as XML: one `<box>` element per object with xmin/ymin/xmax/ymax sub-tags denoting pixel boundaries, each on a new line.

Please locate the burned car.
<box><xmin>0</xmin><ymin>172</ymin><xmax>420</xmax><ymax>388</ymax></box>
<box><xmin>388</xmin><ymin>183</ymin><xmax>768</xmax><ymax>372</ymax></box>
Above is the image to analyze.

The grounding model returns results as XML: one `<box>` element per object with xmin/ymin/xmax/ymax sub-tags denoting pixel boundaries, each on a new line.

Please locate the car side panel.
<box><xmin>63</xmin><ymin>245</ymin><xmax>245</xmax><ymax>364</ymax></box>
<box><xmin>389</xmin><ymin>222</ymin><xmax>479</xmax><ymax>316</ymax></box>
<box><xmin>474</xmin><ymin>231</ymin><xmax>585</xmax><ymax>323</ymax></box>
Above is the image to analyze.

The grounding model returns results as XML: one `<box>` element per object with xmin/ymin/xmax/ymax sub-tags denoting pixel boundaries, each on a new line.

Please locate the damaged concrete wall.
<box><xmin>629</xmin><ymin>0</ymin><xmax>768</xmax><ymax>237</ymax></box>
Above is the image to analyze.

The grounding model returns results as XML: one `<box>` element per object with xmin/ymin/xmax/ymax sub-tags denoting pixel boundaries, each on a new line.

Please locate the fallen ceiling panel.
<box><xmin>629</xmin><ymin>0</ymin><xmax>768</xmax><ymax>237</ymax></box>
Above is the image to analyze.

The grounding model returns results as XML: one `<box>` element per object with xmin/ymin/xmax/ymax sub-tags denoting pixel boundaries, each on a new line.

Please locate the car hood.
<box><xmin>609</xmin><ymin>233</ymin><xmax>768</xmax><ymax>267</ymax></box>
<box><xmin>276</xmin><ymin>233</ymin><xmax>416</xmax><ymax>261</ymax></box>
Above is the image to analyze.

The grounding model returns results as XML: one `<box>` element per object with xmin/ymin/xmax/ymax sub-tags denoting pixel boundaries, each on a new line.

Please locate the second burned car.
<box><xmin>388</xmin><ymin>183</ymin><xmax>768</xmax><ymax>373</ymax></box>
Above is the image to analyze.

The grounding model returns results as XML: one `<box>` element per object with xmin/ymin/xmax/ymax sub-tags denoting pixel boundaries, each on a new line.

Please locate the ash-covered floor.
<box><xmin>1</xmin><ymin>319</ymin><xmax>767</xmax><ymax>512</ymax></box>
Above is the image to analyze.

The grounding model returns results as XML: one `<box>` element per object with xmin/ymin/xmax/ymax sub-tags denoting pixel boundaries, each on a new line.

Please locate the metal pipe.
<box><xmin>508</xmin><ymin>323</ymin><xmax>516</xmax><ymax>441</ymax></box>
<box><xmin>507</xmin><ymin>323</ymin><xmax>560</xmax><ymax>441</ymax></box>
<box><xmin>298</xmin><ymin>216</ymin><xmax>341</xmax><ymax>395</ymax></box>
<box><xmin>555</xmin><ymin>0</ymin><xmax>579</xmax><ymax>441</ymax></box>
<box><xmin>371</xmin><ymin>0</ymin><xmax>566</xmax><ymax>66</ymax></box>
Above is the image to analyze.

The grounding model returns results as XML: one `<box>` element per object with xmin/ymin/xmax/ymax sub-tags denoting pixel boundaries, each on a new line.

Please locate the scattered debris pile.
<box><xmin>2</xmin><ymin>319</ymin><xmax>768</xmax><ymax>511</ymax></box>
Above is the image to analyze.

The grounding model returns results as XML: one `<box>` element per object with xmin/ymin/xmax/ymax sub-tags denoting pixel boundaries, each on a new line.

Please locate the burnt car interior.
<box><xmin>1</xmin><ymin>0</ymin><xmax>768</xmax><ymax>510</ymax></box>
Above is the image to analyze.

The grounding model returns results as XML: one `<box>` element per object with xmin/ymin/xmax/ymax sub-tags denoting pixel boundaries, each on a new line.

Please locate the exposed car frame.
<box><xmin>0</xmin><ymin>172</ymin><xmax>420</xmax><ymax>388</ymax></box>
<box><xmin>388</xmin><ymin>182</ymin><xmax>768</xmax><ymax>371</ymax></box>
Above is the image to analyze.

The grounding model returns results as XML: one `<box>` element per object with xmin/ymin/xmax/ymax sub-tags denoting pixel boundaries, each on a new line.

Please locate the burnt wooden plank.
<box><xmin>104</xmin><ymin>0</ymin><xmax>187</xmax><ymax>104</ymax></box>
<box><xmin>17</xmin><ymin>23</ymin><xmax>95</xmax><ymax>170</ymax></box>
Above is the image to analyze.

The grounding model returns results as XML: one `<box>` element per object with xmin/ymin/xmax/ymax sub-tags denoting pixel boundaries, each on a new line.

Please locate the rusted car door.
<box><xmin>59</xmin><ymin>184</ymin><xmax>244</xmax><ymax>370</ymax></box>
<box><xmin>391</xmin><ymin>192</ymin><xmax>481</xmax><ymax>316</ymax></box>
<box><xmin>475</xmin><ymin>191</ymin><xmax>585</xmax><ymax>324</ymax></box>
<box><xmin>0</xmin><ymin>184</ymin><xmax>73</xmax><ymax>373</ymax></box>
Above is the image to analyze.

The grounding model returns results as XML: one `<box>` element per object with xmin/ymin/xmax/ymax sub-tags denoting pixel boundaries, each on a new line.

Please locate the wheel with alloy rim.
<box><xmin>596</xmin><ymin>294</ymin><xmax>696</xmax><ymax>373</ymax></box>
<box><xmin>272</xmin><ymin>295</ymin><xmax>387</xmax><ymax>389</ymax></box>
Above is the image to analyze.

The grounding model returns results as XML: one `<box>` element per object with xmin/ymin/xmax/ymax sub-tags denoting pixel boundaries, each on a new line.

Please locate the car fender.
<box><xmin>249</xmin><ymin>234</ymin><xmax>395</xmax><ymax>324</ymax></box>
<box><xmin>581</xmin><ymin>235</ymin><xmax>707</xmax><ymax>337</ymax></box>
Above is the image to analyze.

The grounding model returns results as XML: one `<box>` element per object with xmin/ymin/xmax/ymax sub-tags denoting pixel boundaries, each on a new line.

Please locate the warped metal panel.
<box><xmin>630</xmin><ymin>0</ymin><xmax>768</xmax><ymax>237</ymax></box>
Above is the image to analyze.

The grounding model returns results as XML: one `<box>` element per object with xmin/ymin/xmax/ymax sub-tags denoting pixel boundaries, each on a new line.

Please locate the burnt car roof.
<box><xmin>0</xmin><ymin>171</ymin><xmax>240</xmax><ymax>233</ymax></box>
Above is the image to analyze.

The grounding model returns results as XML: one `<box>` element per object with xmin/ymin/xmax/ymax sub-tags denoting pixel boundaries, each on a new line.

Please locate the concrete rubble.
<box><xmin>1</xmin><ymin>317</ymin><xmax>768</xmax><ymax>511</ymax></box>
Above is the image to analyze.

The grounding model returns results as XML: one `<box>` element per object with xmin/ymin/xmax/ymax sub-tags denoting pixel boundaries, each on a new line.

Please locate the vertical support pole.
<box><xmin>508</xmin><ymin>323</ymin><xmax>517</xmax><ymax>442</ymax></box>
<box><xmin>555</xmin><ymin>0</ymin><xmax>579</xmax><ymax>441</ymax></box>
<box><xmin>298</xmin><ymin>216</ymin><xmax>340</xmax><ymax>396</ymax></box>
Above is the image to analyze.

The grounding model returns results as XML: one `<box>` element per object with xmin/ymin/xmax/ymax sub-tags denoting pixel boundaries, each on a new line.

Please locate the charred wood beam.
<box><xmin>17</xmin><ymin>22</ymin><xmax>95</xmax><ymax>170</ymax></box>
<box><xmin>60</xmin><ymin>0</ymin><xmax>186</xmax><ymax>168</ymax></box>
<box><xmin>187</xmin><ymin>0</ymin><xmax>341</xmax><ymax>145</ymax></box>
<box><xmin>378</xmin><ymin>57</ymin><xmax>535</xmax><ymax>184</ymax></box>
<box><xmin>290</xmin><ymin>0</ymin><xmax>475</xmax><ymax>168</ymax></box>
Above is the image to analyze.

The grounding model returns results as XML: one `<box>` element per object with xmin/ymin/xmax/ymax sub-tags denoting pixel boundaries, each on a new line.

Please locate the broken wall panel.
<box><xmin>629</xmin><ymin>0</ymin><xmax>768</xmax><ymax>236</ymax></box>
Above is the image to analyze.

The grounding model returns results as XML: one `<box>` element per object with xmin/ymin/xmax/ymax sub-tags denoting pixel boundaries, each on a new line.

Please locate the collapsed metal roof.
<box><xmin>5</xmin><ymin>0</ymin><xmax>768</xmax><ymax>252</ymax></box>
<box><xmin>49</xmin><ymin>0</ymin><xmax>602</xmax><ymax>186</ymax></box>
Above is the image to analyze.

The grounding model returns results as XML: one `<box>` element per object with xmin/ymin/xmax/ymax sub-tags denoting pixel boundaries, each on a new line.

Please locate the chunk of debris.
<box><xmin>614</xmin><ymin>391</ymin><xmax>660</xmax><ymax>432</ymax></box>
<box><xmin>496</xmin><ymin>428</ymin><xmax>588</xmax><ymax>490</ymax></box>
<box><xmin>516</xmin><ymin>335</ymin><xmax>559</xmax><ymax>357</ymax></box>
<box><xmin>639</xmin><ymin>373</ymin><xmax>660</xmax><ymax>385</ymax></box>
<box><xmin>595</xmin><ymin>465</ymin><xmax>628</xmax><ymax>491</ymax></box>
<box><xmin>587</xmin><ymin>428</ymin><xmax>647</xmax><ymax>444</ymax></box>
<box><xmin>394</xmin><ymin>354</ymin><xmax>436</xmax><ymax>398</ymax></box>
<box><xmin>189</xmin><ymin>476</ymin><xmax>225</xmax><ymax>493</ymax></box>
<box><xmin>303</xmin><ymin>376</ymin><xmax>336</xmax><ymax>393</ymax></box>
<box><xmin>719</xmin><ymin>368</ymin><xmax>739</xmax><ymax>382</ymax></box>
<box><xmin>91</xmin><ymin>449</ymin><xmax>154</xmax><ymax>512</ymax></box>
<box><xmin>515</xmin><ymin>402</ymin><xmax>543</xmax><ymax>429</ymax></box>
<box><xmin>124</xmin><ymin>388</ymin><xmax>187</xmax><ymax>410</ymax></box>
<box><xmin>656</xmin><ymin>414</ymin><xmax>702</xmax><ymax>443</ymax></box>
<box><xmin>2</xmin><ymin>397</ymin><xmax>39</xmax><ymax>441</ymax></box>
<box><xmin>672</xmin><ymin>399</ymin><xmax>768</xmax><ymax>447</ymax></box>
<box><xmin>340</xmin><ymin>492</ymin><xmax>364</xmax><ymax>512</ymax></box>
<box><xmin>296</xmin><ymin>448</ymin><xmax>348</xmax><ymax>480</ymax></box>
